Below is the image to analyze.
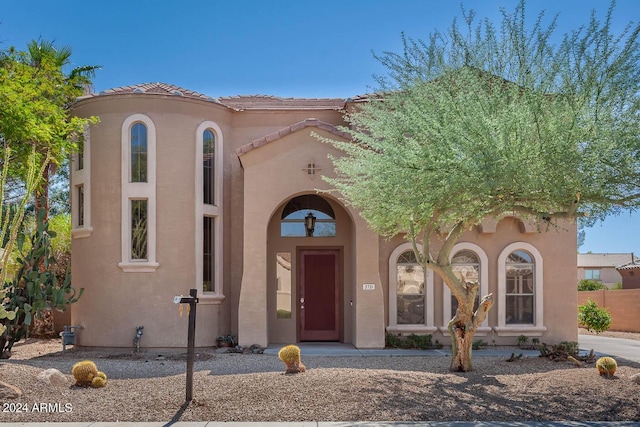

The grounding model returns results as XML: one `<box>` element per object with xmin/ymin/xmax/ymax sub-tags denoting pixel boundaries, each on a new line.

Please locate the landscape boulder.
<box><xmin>37</xmin><ymin>368</ymin><xmax>69</xmax><ymax>386</ymax></box>
<box><xmin>0</xmin><ymin>380</ymin><xmax>22</xmax><ymax>399</ymax></box>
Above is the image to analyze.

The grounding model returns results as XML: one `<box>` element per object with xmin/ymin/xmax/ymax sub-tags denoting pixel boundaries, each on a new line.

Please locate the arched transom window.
<box><xmin>280</xmin><ymin>195</ymin><xmax>336</xmax><ymax>237</ymax></box>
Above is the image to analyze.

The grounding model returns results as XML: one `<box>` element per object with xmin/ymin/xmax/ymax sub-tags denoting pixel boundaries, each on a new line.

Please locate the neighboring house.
<box><xmin>617</xmin><ymin>257</ymin><xmax>640</xmax><ymax>289</ymax></box>
<box><xmin>577</xmin><ymin>253</ymin><xmax>639</xmax><ymax>287</ymax></box>
<box><xmin>69</xmin><ymin>82</ymin><xmax>578</xmax><ymax>349</ymax></box>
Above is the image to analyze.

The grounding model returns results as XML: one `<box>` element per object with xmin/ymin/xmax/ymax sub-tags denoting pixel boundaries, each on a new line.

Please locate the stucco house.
<box><xmin>69</xmin><ymin>82</ymin><xmax>578</xmax><ymax>349</ymax></box>
<box><xmin>577</xmin><ymin>253</ymin><xmax>639</xmax><ymax>287</ymax></box>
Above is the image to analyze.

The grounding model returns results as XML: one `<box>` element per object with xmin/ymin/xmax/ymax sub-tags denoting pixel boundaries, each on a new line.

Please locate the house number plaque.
<box><xmin>362</xmin><ymin>283</ymin><xmax>376</xmax><ymax>291</ymax></box>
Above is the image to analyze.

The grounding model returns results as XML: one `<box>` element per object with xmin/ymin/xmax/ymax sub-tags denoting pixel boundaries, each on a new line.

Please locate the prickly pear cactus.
<box><xmin>596</xmin><ymin>356</ymin><xmax>617</xmax><ymax>376</ymax></box>
<box><xmin>278</xmin><ymin>344</ymin><xmax>306</xmax><ymax>374</ymax></box>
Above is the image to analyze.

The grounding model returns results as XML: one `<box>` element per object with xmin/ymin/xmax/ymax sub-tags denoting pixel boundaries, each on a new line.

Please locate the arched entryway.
<box><xmin>267</xmin><ymin>194</ymin><xmax>353</xmax><ymax>344</ymax></box>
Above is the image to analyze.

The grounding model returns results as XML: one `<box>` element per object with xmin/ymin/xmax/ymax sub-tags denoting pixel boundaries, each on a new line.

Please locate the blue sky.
<box><xmin>1</xmin><ymin>0</ymin><xmax>638</xmax><ymax>254</ymax></box>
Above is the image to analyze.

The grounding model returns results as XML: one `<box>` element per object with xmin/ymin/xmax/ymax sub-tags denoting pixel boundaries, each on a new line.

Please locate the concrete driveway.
<box><xmin>579</xmin><ymin>334</ymin><xmax>640</xmax><ymax>363</ymax></box>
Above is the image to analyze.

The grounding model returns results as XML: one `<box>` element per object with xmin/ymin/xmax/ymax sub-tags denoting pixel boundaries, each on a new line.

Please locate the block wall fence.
<box><xmin>578</xmin><ymin>289</ymin><xmax>640</xmax><ymax>333</ymax></box>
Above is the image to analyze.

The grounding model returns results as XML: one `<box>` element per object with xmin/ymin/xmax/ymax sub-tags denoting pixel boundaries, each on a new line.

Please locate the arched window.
<box><xmin>119</xmin><ymin>114</ymin><xmax>157</xmax><ymax>272</ymax></box>
<box><xmin>451</xmin><ymin>250</ymin><xmax>480</xmax><ymax>315</ymax></box>
<box><xmin>442</xmin><ymin>242</ymin><xmax>489</xmax><ymax>333</ymax></box>
<box><xmin>496</xmin><ymin>242</ymin><xmax>546</xmax><ymax>336</ymax></box>
<box><xmin>280</xmin><ymin>195</ymin><xmax>336</xmax><ymax>237</ymax></box>
<box><xmin>203</xmin><ymin>129</ymin><xmax>215</xmax><ymax>205</ymax></box>
<box><xmin>505</xmin><ymin>250</ymin><xmax>535</xmax><ymax>324</ymax></box>
<box><xmin>130</xmin><ymin>123</ymin><xmax>147</xmax><ymax>182</ymax></box>
<box><xmin>195</xmin><ymin>121</ymin><xmax>223</xmax><ymax>299</ymax></box>
<box><xmin>387</xmin><ymin>243</ymin><xmax>436</xmax><ymax>333</ymax></box>
<box><xmin>396</xmin><ymin>250</ymin><xmax>425</xmax><ymax>325</ymax></box>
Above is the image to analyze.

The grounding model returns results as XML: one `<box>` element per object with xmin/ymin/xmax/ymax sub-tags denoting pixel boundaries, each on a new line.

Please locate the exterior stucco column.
<box><xmin>237</xmin><ymin>203</ymin><xmax>269</xmax><ymax>347</ymax></box>
<box><xmin>352</xmin><ymin>212</ymin><xmax>385</xmax><ymax>348</ymax></box>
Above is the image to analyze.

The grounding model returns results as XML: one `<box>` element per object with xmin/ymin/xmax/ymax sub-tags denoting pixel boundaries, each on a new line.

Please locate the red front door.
<box><xmin>299</xmin><ymin>250</ymin><xmax>340</xmax><ymax>341</ymax></box>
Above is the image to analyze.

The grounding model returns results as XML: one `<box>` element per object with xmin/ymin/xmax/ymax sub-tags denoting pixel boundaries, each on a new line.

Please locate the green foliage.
<box><xmin>320</xmin><ymin>0</ymin><xmax>640</xmax><ymax>372</ymax></box>
<box><xmin>385</xmin><ymin>333</ymin><xmax>441</xmax><ymax>349</ymax></box>
<box><xmin>276</xmin><ymin>309</ymin><xmax>291</xmax><ymax>319</ymax></box>
<box><xmin>578</xmin><ymin>299</ymin><xmax>612</xmax><ymax>334</ymax></box>
<box><xmin>517</xmin><ymin>335</ymin><xmax>529</xmax><ymax>347</ymax></box>
<box><xmin>578</xmin><ymin>279</ymin><xmax>608</xmax><ymax>291</ymax></box>
<box><xmin>0</xmin><ymin>211</ymin><xmax>83</xmax><ymax>358</ymax></box>
<box><xmin>472</xmin><ymin>339</ymin><xmax>487</xmax><ymax>350</ymax></box>
<box><xmin>610</xmin><ymin>282</ymin><xmax>623</xmax><ymax>290</ymax></box>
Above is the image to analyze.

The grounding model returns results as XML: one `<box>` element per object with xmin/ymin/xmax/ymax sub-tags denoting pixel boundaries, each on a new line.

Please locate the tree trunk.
<box><xmin>447</xmin><ymin>291</ymin><xmax>494</xmax><ymax>372</ymax></box>
<box><xmin>449</xmin><ymin>321</ymin><xmax>476</xmax><ymax>372</ymax></box>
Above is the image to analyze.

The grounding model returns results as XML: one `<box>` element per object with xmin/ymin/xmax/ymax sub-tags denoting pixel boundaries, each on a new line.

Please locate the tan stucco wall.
<box><xmin>380</xmin><ymin>217</ymin><xmax>578</xmax><ymax>345</ymax></box>
<box><xmin>72</xmin><ymin>95</ymin><xmax>234</xmax><ymax>347</ymax></box>
<box><xmin>577</xmin><ymin>267</ymin><xmax>623</xmax><ymax>286</ymax></box>
<box><xmin>238</xmin><ymin>127</ymin><xmax>384</xmax><ymax>348</ymax></box>
<box><xmin>71</xmin><ymin>90</ymin><xmax>577</xmax><ymax>349</ymax></box>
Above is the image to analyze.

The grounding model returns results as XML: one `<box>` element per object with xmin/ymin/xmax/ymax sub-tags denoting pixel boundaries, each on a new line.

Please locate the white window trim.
<box><xmin>387</xmin><ymin>242</ymin><xmax>436</xmax><ymax>334</ymax></box>
<box><xmin>71</xmin><ymin>126</ymin><xmax>93</xmax><ymax>238</ymax></box>
<box><xmin>195</xmin><ymin>121</ymin><xmax>224</xmax><ymax>301</ymax></box>
<box><xmin>494</xmin><ymin>242</ymin><xmax>546</xmax><ymax>336</ymax></box>
<box><xmin>441</xmin><ymin>242</ymin><xmax>491</xmax><ymax>335</ymax></box>
<box><xmin>118</xmin><ymin>114</ymin><xmax>159</xmax><ymax>272</ymax></box>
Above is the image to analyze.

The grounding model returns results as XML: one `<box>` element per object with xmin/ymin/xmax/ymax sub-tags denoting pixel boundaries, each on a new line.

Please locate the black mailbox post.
<box><xmin>174</xmin><ymin>288</ymin><xmax>199</xmax><ymax>402</ymax></box>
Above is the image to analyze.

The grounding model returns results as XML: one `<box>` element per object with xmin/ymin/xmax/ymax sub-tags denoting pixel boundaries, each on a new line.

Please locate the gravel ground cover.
<box><xmin>0</xmin><ymin>337</ymin><xmax>639</xmax><ymax>423</ymax></box>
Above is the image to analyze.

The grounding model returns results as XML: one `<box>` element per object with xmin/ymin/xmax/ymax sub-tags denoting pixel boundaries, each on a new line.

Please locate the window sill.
<box><xmin>72</xmin><ymin>227</ymin><xmax>93</xmax><ymax>239</ymax></box>
<box><xmin>493</xmin><ymin>326</ymin><xmax>547</xmax><ymax>337</ymax></box>
<box><xmin>386</xmin><ymin>325</ymin><xmax>438</xmax><ymax>335</ymax></box>
<box><xmin>198</xmin><ymin>294</ymin><xmax>226</xmax><ymax>305</ymax></box>
<box><xmin>438</xmin><ymin>326</ymin><xmax>492</xmax><ymax>336</ymax></box>
<box><xmin>118</xmin><ymin>261</ymin><xmax>160</xmax><ymax>273</ymax></box>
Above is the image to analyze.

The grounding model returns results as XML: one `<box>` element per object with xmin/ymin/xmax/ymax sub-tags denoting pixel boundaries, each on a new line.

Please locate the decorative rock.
<box><xmin>0</xmin><ymin>380</ymin><xmax>22</xmax><ymax>399</ymax></box>
<box><xmin>631</xmin><ymin>373</ymin><xmax>640</xmax><ymax>385</ymax></box>
<box><xmin>37</xmin><ymin>368</ymin><xmax>69</xmax><ymax>386</ymax></box>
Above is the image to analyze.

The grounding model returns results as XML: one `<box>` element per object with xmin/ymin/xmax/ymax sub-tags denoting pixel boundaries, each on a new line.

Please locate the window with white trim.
<box><xmin>71</xmin><ymin>128</ymin><xmax>92</xmax><ymax>238</ymax></box>
<box><xmin>442</xmin><ymin>242</ymin><xmax>490</xmax><ymax>333</ymax></box>
<box><xmin>584</xmin><ymin>269</ymin><xmax>601</xmax><ymax>280</ymax></box>
<box><xmin>505</xmin><ymin>250</ymin><xmax>535</xmax><ymax>324</ymax></box>
<box><xmin>119</xmin><ymin>114</ymin><xmax>158</xmax><ymax>272</ymax></box>
<box><xmin>387</xmin><ymin>242</ymin><xmax>435</xmax><ymax>333</ymax></box>
<box><xmin>495</xmin><ymin>242</ymin><xmax>546</xmax><ymax>336</ymax></box>
<box><xmin>195</xmin><ymin>122</ymin><xmax>223</xmax><ymax>299</ymax></box>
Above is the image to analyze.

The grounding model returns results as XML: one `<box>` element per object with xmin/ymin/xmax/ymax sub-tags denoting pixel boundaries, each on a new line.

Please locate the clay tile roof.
<box><xmin>236</xmin><ymin>118</ymin><xmax>351</xmax><ymax>156</ymax></box>
<box><xmin>91</xmin><ymin>82</ymin><xmax>218</xmax><ymax>103</ymax></box>
<box><xmin>217</xmin><ymin>95</ymin><xmax>346</xmax><ymax>111</ymax></box>
<box><xmin>617</xmin><ymin>259</ymin><xmax>640</xmax><ymax>271</ymax></box>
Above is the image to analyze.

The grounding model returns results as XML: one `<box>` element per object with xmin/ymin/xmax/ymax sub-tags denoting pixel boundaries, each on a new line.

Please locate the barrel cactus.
<box><xmin>278</xmin><ymin>344</ymin><xmax>306</xmax><ymax>374</ymax></box>
<box><xmin>596</xmin><ymin>356</ymin><xmax>617</xmax><ymax>376</ymax></box>
<box><xmin>72</xmin><ymin>360</ymin><xmax>108</xmax><ymax>387</ymax></box>
<box><xmin>91</xmin><ymin>376</ymin><xmax>106</xmax><ymax>388</ymax></box>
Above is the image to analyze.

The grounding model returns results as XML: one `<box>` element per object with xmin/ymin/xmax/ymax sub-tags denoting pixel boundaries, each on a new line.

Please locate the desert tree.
<box><xmin>0</xmin><ymin>41</ymin><xmax>97</xmax><ymax>337</ymax></box>
<box><xmin>320</xmin><ymin>1</ymin><xmax>640</xmax><ymax>371</ymax></box>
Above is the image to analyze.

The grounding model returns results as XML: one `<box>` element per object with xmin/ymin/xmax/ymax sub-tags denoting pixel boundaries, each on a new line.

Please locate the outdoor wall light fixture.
<box><xmin>305</xmin><ymin>211</ymin><xmax>316</xmax><ymax>237</ymax></box>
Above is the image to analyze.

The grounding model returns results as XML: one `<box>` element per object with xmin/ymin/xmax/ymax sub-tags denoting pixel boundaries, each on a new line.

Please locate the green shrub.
<box><xmin>578</xmin><ymin>299</ymin><xmax>612</xmax><ymax>334</ymax></box>
<box><xmin>472</xmin><ymin>339</ymin><xmax>487</xmax><ymax>350</ymax></box>
<box><xmin>385</xmin><ymin>333</ymin><xmax>403</xmax><ymax>348</ymax></box>
<box><xmin>276</xmin><ymin>309</ymin><xmax>291</xmax><ymax>318</ymax></box>
<box><xmin>404</xmin><ymin>333</ymin><xmax>432</xmax><ymax>349</ymax></box>
<box><xmin>610</xmin><ymin>282</ymin><xmax>623</xmax><ymax>290</ymax></box>
<box><xmin>578</xmin><ymin>279</ymin><xmax>608</xmax><ymax>291</ymax></box>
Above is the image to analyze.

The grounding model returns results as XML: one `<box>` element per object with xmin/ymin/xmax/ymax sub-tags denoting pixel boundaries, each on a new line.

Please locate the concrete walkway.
<box><xmin>264</xmin><ymin>342</ymin><xmax>542</xmax><ymax>358</ymax></box>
